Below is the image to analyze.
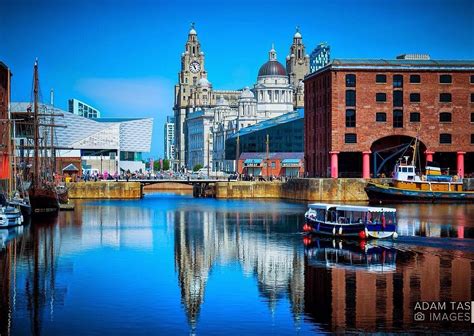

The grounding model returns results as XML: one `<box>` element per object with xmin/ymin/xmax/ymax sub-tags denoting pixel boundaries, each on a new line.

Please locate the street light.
<box><xmin>207</xmin><ymin>133</ymin><xmax>210</xmax><ymax>178</ymax></box>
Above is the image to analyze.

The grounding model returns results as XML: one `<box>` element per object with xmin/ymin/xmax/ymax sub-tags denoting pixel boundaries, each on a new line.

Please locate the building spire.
<box><xmin>189</xmin><ymin>22</ymin><xmax>197</xmax><ymax>35</ymax></box>
<box><xmin>269</xmin><ymin>43</ymin><xmax>277</xmax><ymax>61</ymax></box>
<box><xmin>294</xmin><ymin>26</ymin><xmax>302</xmax><ymax>39</ymax></box>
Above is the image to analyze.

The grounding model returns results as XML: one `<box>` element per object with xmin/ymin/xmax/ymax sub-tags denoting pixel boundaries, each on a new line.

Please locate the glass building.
<box><xmin>225</xmin><ymin>109</ymin><xmax>304</xmax><ymax>160</ymax></box>
<box><xmin>309</xmin><ymin>43</ymin><xmax>331</xmax><ymax>73</ymax></box>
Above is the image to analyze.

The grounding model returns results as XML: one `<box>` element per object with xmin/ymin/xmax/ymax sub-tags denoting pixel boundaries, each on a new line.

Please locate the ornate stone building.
<box><xmin>174</xmin><ymin>25</ymin><xmax>310</xmax><ymax>171</ymax></box>
<box><xmin>286</xmin><ymin>27</ymin><xmax>310</xmax><ymax>109</ymax></box>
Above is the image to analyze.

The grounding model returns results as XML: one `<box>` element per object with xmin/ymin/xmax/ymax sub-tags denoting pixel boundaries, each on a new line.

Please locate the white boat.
<box><xmin>304</xmin><ymin>203</ymin><xmax>398</xmax><ymax>239</ymax></box>
<box><xmin>0</xmin><ymin>205</ymin><xmax>24</xmax><ymax>228</ymax></box>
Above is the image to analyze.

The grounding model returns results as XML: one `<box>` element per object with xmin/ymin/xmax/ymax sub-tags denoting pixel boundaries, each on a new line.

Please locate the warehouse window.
<box><xmin>410</xmin><ymin>75</ymin><xmax>421</xmax><ymax>83</ymax></box>
<box><xmin>345</xmin><ymin>133</ymin><xmax>357</xmax><ymax>143</ymax></box>
<box><xmin>440</xmin><ymin>93</ymin><xmax>452</xmax><ymax>103</ymax></box>
<box><xmin>345</xmin><ymin>74</ymin><xmax>356</xmax><ymax>87</ymax></box>
<box><xmin>410</xmin><ymin>112</ymin><xmax>420</xmax><ymax>122</ymax></box>
<box><xmin>393</xmin><ymin>110</ymin><xmax>403</xmax><ymax>128</ymax></box>
<box><xmin>376</xmin><ymin>74</ymin><xmax>387</xmax><ymax>83</ymax></box>
<box><xmin>376</xmin><ymin>112</ymin><xmax>387</xmax><ymax>122</ymax></box>
<box><xmin>439</xmin><ymin>133</ymin><xmax>452</xmax><ymax>144</ymax></box>
<box><xmin>346</xmin><ymin>90</ymin><xmax>356</xmax><ymax>106</ymax></box>
<box><xmin>440</xmin><ymin>74</ymin><xmax>452</xmax><ymax>84</ymax></box>
<box><xmin>376</xmin><ymin>93</ymin><xmax>387</xmax><ymax>102</ymax></box>
<box><xmin>393</xmin><ymin>75</ymin><xmax>403</xmax><ymax>88</ymax></box>
<box><xmin>410</xmin><ymin>93</ymin><xmax>420</xmax><ymax>102</ymax></box>
<box><xmin>393</xmin><ymin>90</ymin><xmax>403</xmax><ymax>107</ymax></box>
<box><xmin>345</xmin><ymin>109</ymin><xmax>356</xmax><ymax>127</ymax></box>
<box><xmin>439</xmin><ymin>112</ymin><xmax>452</xmax><ymax>122</ymax></box>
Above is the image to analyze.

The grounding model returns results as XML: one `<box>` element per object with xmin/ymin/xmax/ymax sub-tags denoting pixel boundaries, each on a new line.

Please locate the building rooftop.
<box><xmin>228</xmin><ymin>109</ymin><xmax>304</xmax><ymax>140</ymax></box>
<box><xmin>10</xmin><ymin>102</ymin><xmax>153</xmax><ymax>152</ymax></box>
<box><xmin>239</xmin><ymin>152</ymin><xmax>304</xmax><ymax>160</ymax></box>
<box><xmin>306</xmin><ymin>58</ymin><xmax>474</xmax><ymax>79</ymax></box>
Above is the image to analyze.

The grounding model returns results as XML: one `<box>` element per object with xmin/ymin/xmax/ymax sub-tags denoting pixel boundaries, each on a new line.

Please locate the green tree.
<box><xmin>163</xmin><ymin>159</ymin><xmax>170</xmax><ymax>171</ymax></box>
<box><xmin>193</xmin><ymin>164</ymin><xmax>203</xmax><ymax>172</ymax></box>
<box><xmin>153</xmin><ymin>160</ymin><xmax>161</xmax><ymax>171</ymax></box>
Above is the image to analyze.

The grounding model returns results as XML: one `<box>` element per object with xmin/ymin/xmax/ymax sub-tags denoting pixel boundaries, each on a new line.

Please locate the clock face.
<box><xmin>189</xmin><ymin>61</ymin><xmax>201</xmax><ymax>73</ymax></box>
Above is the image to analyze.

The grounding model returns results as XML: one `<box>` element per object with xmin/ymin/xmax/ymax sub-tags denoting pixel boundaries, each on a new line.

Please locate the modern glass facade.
<box><xmin>68</xmin><ymin>98</ymin><xmax>101</xmax><ymax>119</ymax></box>
<box><xmin>225</xmin><ymin>109</ymin><xmax>304</xmax><ymax>160</ymax></box>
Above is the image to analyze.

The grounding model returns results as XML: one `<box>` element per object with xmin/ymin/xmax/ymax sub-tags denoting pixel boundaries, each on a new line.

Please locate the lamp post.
<box><xmin>266</xmin><ymin>134</ymin><xmax>269</xmax><ymax>179</ymax></box>
<box><xmin>207</xmin><ymin>133</ymin><xmax>210</xmax><ymax>177</ymax></box>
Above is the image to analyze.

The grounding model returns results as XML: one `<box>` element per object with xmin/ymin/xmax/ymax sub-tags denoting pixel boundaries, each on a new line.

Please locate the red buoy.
<box><xmin>358</xmin><ymin>230</ymin><xmax>366</xmax><ymax>239</ymax></box>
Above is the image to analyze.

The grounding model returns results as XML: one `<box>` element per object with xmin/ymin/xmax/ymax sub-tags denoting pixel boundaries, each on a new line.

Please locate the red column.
<box><xmin>457</xmin><ymin>151</ymin><xmax>465</xmax><ymax>178</ymax></box>
<box><xmin>425</xmin><ymin>150</ymin><xmax>434</xmax><ymax>163</ymax></box>
<box><xmin>362</xmin><ymin>151</ymin><xmax>371</xmax><ymax>179</ymax></box>
<box><xmin>329</xmin><ymin>151</ymin><xmax>339</xmax><ymax>178</ymax></box>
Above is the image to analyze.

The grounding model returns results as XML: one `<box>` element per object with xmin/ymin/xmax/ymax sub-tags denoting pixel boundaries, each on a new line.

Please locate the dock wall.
<box><xmin>216</xmin><ymin>178</ymin><xmax>389</xmax><ymax>202</ymax></box>
<box><xmin>67</xmin><ymin>182</ymin><xmax>142</xmax><ymax>199</ymax></box>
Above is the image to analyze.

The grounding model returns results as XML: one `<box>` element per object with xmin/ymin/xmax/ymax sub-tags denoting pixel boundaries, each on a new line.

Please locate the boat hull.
<box><xmin>365</xmin><ymin>183</ymin><xmax>474</xmax><ymax>203</ymax></box>
<box><xmin>305</xmin><ymin>217</ymin><xmax>397</xmax><ymax>239</ymax></box>
<box><xmin>28</xmin><ymin>188</ymin><xmax>60</xmax><ymax>215</ymax></box>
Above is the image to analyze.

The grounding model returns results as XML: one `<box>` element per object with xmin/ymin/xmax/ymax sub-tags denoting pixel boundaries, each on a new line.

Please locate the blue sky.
<box><xmin>1</xmin><ymin>0</ymin><xmax>473</xmax><ymax>158</ymax></box>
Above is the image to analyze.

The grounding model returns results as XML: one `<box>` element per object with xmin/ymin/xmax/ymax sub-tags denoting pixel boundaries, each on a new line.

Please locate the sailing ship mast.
<box><xmin>33</xmin><ymin>59</ymin><xmax>40</xmax><ymax>189</ymax></box>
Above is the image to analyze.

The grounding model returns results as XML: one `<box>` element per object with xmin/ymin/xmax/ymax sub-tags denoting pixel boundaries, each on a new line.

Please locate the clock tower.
<box><xmin>286</xmin><ymin>27</ymin><xmax>309</xmax><ymax>109</ymax></box>
<box><xmin>173</xmin><ymin>23</ymin><xmax>209</xmax><ymax>169</ymax></box>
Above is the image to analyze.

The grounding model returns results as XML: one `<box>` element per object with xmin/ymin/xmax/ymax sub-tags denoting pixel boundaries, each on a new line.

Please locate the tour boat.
<box><xmin>303</xmin><ymin>203</ymin><xmax>398</xmax><ymax>239</ymax></box>
<box><xmin>365</xmin><ymin>138</ymin><xmax>474</xmax><ymax>203</ymax></box>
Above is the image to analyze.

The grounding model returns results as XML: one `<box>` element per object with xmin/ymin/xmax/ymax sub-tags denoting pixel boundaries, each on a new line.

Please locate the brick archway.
<box><xmin>370</xmin><ymin>135</ymin><xmax>427</xmax><ymax>177</ymax></box>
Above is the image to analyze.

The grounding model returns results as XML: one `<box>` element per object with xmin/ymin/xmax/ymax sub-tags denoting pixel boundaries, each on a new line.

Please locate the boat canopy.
<box><xmin>335</xmin><ymin>205</ymin><xmax>396</xmax><ymax>213</ymax></box>
<box><xmin>308</xmin><ymin>203</ymin><xmax>335</xmax><ymax>210</ymax></box>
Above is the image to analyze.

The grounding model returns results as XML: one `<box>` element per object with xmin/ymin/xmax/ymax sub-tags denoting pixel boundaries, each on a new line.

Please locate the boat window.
<box><xmin>316</xmin><ymin>209</ymin><xmax>326</xmax><ymax>221</ymax></box>
<box><xmin>398</xmin><ymin>167</ymin><xmax>402</xmax><ymax>172</ymax></box>
<box><xmin>408</xmin><ymin>167</ymin><xmax>413</xmax><ymax>172</ymax></box>
<box><xmin>402</xmin><ymin>167</ymin><xmax>408</xmax><ymax>172</ymax></box>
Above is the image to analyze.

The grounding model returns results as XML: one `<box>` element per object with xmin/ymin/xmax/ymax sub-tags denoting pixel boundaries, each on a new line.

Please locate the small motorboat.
<box><xmin>0</xmin><ymin>205</ymin><xmax>24</xmax><ymax>228</ymax></box>
<box><xmin>304</xmin><ymin>203</ymin><xmax>398</xmax><ymax>239</ymax></box>
<box><xmin>8</xmin><ymin>193</ymin><xmax>32</xmax><ymax>218</ymax></box>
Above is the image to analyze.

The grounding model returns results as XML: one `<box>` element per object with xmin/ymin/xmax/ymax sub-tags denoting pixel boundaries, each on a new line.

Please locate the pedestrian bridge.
<box><xmin>120</xmin><ymin>178</ymin><xmax>232</xmax><ymax>186</ymax></box>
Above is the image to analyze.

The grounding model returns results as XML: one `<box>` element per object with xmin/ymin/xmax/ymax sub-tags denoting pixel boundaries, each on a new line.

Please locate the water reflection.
<box><xmin>173</xmin><ymin>205</ymin><xmax>306</xmax><ymax>331</ymax></box>
<box><xmin>395</xmin><ymin>203</ymin><xmax>474</xmax><ymax>238</ymax></box>
<box><xmin>0</xmin><ymin>196</ymin><xmax>472</xmax><ymax>334</ymax></box>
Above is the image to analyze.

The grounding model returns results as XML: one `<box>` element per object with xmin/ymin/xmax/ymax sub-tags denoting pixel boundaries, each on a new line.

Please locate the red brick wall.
<box><xmin>305</xmin><ymin>67</ymin><xmax>474</xmax><ymax>177</ymax></box>
<box><xmin>0</xmin><ymin>64</ymin><xmax>10</xmax><ymax>180</ymax></box>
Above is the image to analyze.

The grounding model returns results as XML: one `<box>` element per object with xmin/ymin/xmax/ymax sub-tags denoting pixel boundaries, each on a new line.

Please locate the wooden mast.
<box><xmin>33</xmin><ymin>59</ymin><xmax>39</xmax><ymax>189</ymax></box>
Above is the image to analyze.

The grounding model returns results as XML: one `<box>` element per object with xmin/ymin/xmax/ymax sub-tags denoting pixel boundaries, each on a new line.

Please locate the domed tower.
<box><xmin>286</xmin><ymin>27</ymin><xmax>309</xmax><ymax>109</ymax></box>
<box><xmin>254</xmin><ymin>45</ymin><xmax>294</xmax><ymax>119</ymax></box>
<box><xmin>237</xmin><ymin>87</ymin><xmax>258</xmax><ymax>129</ymax></box>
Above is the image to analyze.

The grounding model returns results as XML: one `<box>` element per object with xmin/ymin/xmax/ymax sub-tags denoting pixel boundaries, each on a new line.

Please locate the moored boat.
<box><xmin>365</xmin><ymin>138</ymin><xmax>474</xmax><ymax>203</ymax></box>
<box><xmin>0</xmin><ymin>205</ymin><xmax>24</xmax><ymax>228</ymax></box>
<box><xmin>304</xmin><ymin>203</ymin><xmax>398</xmax><ymax>239</ymax></box>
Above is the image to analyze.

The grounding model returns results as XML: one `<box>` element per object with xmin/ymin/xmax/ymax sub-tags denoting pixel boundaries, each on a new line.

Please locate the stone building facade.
<box><xmin>304</xmin><ymin>58</ymin><xmax>474</xmax><ymax>178</ymax></box>
<box><xmin>173</xmin><ymin>25</ymin><xmax>309</xmax><ymax>171</ymax></box>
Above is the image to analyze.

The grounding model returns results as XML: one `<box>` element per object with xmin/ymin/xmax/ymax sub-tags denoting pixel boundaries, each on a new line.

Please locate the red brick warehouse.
<box><xmin>304</xmin><ymin>56</ymin><xmax>474</xmax><ymax>178</ymax></box>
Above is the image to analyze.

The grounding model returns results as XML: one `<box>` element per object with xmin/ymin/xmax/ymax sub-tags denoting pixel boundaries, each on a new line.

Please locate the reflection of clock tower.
<box><xmin>173</xmin><ymin>23</ymin><xmax>208</xmax><ymax>169</ymax></box>
<box><xmin>286</xmin><ymin>27</ymin><xmax>309</xmax><ymax>109</ymax></box>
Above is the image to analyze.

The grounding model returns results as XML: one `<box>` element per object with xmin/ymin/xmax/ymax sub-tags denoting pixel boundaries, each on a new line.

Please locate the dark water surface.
<box><xmin>1</xmin><ymin>193</ymin><xmax>473</xmax><ymax>335</ymax></box>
